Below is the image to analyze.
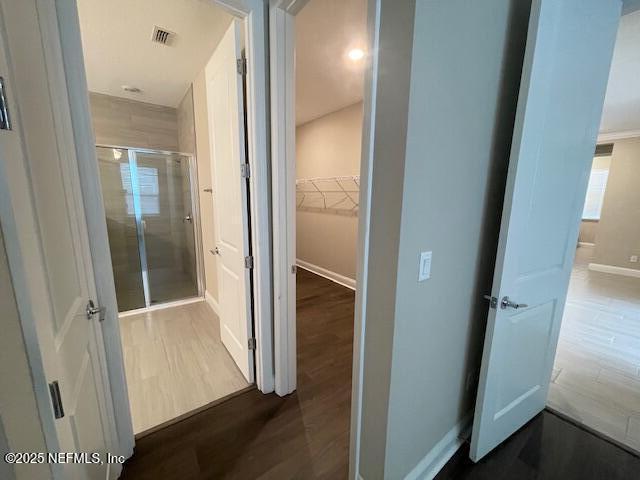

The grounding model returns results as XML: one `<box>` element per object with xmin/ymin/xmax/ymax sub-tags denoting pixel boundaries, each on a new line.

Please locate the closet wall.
<box><xmin>296</xmin><ymin>102</ymin><xmax>363</xmax><ymax>283</ymax></box>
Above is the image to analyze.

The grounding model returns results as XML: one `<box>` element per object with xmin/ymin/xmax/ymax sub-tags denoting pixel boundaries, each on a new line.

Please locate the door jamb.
<box><xmin>269</xmin><ymin>0</ymin><xmax>303</xmax><ymax>397</ymax></box>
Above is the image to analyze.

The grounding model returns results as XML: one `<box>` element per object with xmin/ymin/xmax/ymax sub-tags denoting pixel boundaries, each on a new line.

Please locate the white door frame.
<box><xmin>269</xmin><ymin>0</ymin><xmax>307</xmax><ymax>397</ymax></box>
<box><xmin>0</xmin><ymin>0</ymin><xmax>120</xmax><ymax>477</ymax></box>
<box><xmin>5</xmin><ymin>0</ymin><xmax>276</xmax><ymax>464</ymax></box>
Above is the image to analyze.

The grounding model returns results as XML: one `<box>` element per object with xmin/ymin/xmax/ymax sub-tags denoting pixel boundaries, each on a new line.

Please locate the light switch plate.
<box><xmin>418</xmin><ymin>251</ymin><xmax>432</xmax><ymax>281</ymax></box>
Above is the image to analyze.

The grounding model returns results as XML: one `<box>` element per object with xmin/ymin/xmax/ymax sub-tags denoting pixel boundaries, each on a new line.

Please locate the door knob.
<box><xmin>500</xmin><ymin>296</ymin><xmax>528</xmax><ymax>310</ymax></box>
<box><xmin>183</xmin><ymin>214</ymin><xmax>193</xmax><ymax>223</ymax></box>
<box><xmin>86</xmin><ymin>299</ymin><xmax>106</xmax><ymax>321</ymax></box>
<box><xmin>210</xmin><ymin>247</ymin><xmax>220</xmax><ymax>256</ymax></box>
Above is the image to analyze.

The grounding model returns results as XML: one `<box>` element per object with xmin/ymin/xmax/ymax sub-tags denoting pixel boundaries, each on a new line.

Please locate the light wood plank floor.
<box><xmin>548</xmin><ymin>245</ymin><xmax>640</xmax><ymax>452</ymax></box>
<box><xmin>119</xmin><ymin>301</ymin><xmax>250</xmax><ymax>434</ymax></box>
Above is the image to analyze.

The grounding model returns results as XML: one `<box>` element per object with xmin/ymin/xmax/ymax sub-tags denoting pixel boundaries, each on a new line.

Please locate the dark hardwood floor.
<box><xmin>120</xmin><ymin>268</ymin><xmax>355</xmax><ymax>479</ymax></box>
<box><xmin>435</xmin><ymin>410</ymin><xmax>640</xmax><ymax>480</ymax></box>
<box><xmin>120</xmin><ymin>269</ymin><xmax>640</xmax><ymax>479</ymax></box>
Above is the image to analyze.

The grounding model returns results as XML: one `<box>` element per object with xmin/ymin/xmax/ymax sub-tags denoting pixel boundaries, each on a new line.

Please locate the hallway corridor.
<box><xmin>120</xmin><ymin>269</ymin><xmax>355</xmax><ymax>479</ymax></box>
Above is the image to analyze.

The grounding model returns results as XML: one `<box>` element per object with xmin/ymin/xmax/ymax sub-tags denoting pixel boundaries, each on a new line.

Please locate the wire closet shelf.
<box><xmin>296</xmin><ymin>175</ymin><xmax>360</xmax><ymax>216</ymax></box>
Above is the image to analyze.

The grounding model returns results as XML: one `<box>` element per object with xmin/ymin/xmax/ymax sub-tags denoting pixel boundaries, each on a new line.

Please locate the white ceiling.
<box><xmin>77</xmin><ymin>0</ymin><xmax>232</xmax><ymax>107</ymax></box>
<box><xmin>295</xmin><ymin>0</ymin><xmax>366</xmax><ymax>125</ymax></box>
<box><xmin>79</xmin><ymin>0</ymin><xmax>637</xmax><ymax>132</ymax></box>
<box><xmin>600</xmin><ymin>9</ymin><xmax>640</xmax><ymax>134</ymax></box>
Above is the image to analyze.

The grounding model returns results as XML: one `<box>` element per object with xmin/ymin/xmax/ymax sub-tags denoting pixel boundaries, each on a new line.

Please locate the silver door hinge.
<box><xmin>240</xmin><ymin>163</ymin><xmax>250</xmax><ymax>178</ymax></box>
<box><xmin>248</xmin><ymin>338</ymin><xmax>256</xmax><ymax>350</ymax></box>
<box><xmin>0</xmin><ymin>76</ymin><xmax>12</xmax><ymax>131</ymax></box>
<box><xmin>237</xmin><ymin>58</ymin><xmax>247</xmax><ymax>76</ymax></box>
<box><xmin>244</xmin><ymin>255</ymin><xmax>254</xmax><ymax>269</ymax></box>
<box><xmin>49</xmin><ymin>381</ymin><xmax>65</xmax><ymax>419</ymax></box>
<box><xmin>483</xmin><ymin>295</ymin><xmax>498</xmax><ymax>309</ymax></box>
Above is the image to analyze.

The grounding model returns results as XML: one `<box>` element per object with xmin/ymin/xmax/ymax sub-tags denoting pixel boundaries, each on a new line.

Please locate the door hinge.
<box><xmin>0</xmin><ymin>76</ymin><xmax>12</xmax><ymax>131</ymax></box>
<box><xmin>240</xmin><ymin>163</ymin><xmax>251</xmax><ymax>178</ymax></box>
<box><xmin>244</xmin><ymin>255</ymin><xmax>254</xmax><ymax>269</ymax></box>
<box><xmin>236</xmin><ymin>58</ymin><xmax>247</xmax><ymax>76</ymax></box>
<box><xmin>49</xmin><ymin>381</ymin><xmax>65</xmax><ymax>419</ymax></box>
<box><xmin>291</xmin><ymin>264</ymin><xmax>297</xmax><ymax>274</ymax></box>
<box><xmin>248</xmin><ymin>338</ymin><xmax>256</xmax><ymax>350</ymax></box>
<box><xmin>483</xmin><ymin>295</ymin><xmax>498</xmax><ymax>309</ymax></box>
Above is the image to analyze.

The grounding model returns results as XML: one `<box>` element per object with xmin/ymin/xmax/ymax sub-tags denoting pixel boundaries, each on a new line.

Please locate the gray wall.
<box><xmin>358</xmin><ymin>0</ymin><xmax>531</xmax><ymax>477</ymax></box>
<box><xmin>593</xmin><ymin>138</ymin><xmax>640</xmax><ymax>269</ymax></box>
<box><xmin>177</xmin><ymin>87</ymin><xmax>196</xmax><ymax>155</ymax></box>
<box><xmin>192</xmin><ymin>69</ymin><xmax>220</xmax><ymax>301</ymax></box>
<box><xmin>89</xmin><ymin>92</ymin><xmax>179</xmax><ymax>151</ymax></box>
<box><xmin>296</xmin><ymin>102</ymin><xmax>363</xmax><ymax>280</ymax></box>
<box><xmin>579</xmin><ymin>220</ymin><xmax>598</xmax><ymax>244</ymax></box>
<box><xmin>177</xmin><ymin>87</ymin><xmax>198</xmax><ymax>286</ymax></box>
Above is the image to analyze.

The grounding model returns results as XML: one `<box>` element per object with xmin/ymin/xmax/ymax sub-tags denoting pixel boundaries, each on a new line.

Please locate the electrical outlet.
<box><xmin>630</xmin><ymin>255</ymin><xmax>638</xmax><ymax>263</ymax></box>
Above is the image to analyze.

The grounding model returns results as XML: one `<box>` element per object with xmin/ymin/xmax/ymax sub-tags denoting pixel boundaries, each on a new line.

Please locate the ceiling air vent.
<box><xmin>151</xmin><ymin>26</ymin><xmax>174</xmax><ymax>46</ymax></box>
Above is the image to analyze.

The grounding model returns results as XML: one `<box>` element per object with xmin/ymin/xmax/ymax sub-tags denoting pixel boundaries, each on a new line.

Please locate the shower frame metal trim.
<box><xmin>127</xmin><ymin>149</ymin><xmax>152</xmax><ymax>308</ymax></box>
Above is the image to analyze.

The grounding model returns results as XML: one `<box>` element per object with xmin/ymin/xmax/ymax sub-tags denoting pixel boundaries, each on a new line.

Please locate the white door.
<box><xmin>470</xmin><ymin>0</ymin><xmax>621</xmax><ymax>462</ymax></box>
<box><xmin>0</xmin><ymin>1</ymin><xmax>116</xmax><ymax>478</ymax></box>
<box><xmin>205</xmin><ymin>19</ymin><xmax>254</xmax><ymax>382</ymax></box>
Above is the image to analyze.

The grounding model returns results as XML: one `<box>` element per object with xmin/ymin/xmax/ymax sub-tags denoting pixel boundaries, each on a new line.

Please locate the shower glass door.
<box><xmin>97</xmin><ymin>146</ymin><xmax>200</xmax><ymax>312</ymax></box>
<box><xmin>136</xmin><ymin>151</ymin><xmax>199</xmax><ymax>305</ymax></box>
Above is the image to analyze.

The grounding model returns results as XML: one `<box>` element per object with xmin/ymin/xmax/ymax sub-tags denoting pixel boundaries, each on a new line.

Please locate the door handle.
<box><xmin>183</xmin><ymin>214</ymin><xmax>193</xmax><ymax>223</ymax></box>
<box><xmin>500</xmin><ymin>296</ymin><xmax>528</xmax><ymax>310</ymax></box>
<box><xmin>86</xmin><ymin>299</ymin><xmax>106</xmax><ymax>321</ymax></box>
<box><xmin>210</xmin><ymin>247</ymin><xmax>220</xmax><ymax>256</ymax></box>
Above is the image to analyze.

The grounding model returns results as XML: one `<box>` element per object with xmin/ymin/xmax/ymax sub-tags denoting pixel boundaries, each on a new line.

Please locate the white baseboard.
<box><xmin>404</xmin><ymin>414</ymin><xmax>471</xmax><ymax>480</ymax></box>
<box><xmin>588</xmin><ymin>263</ymin><xmax>640</xmax><ymax>279</ymax></box>
<box><xmin>577</xmin><ymin>242</ymin><xmax>595</xmax><ymax>247</ymax></box>
<box><xmin>205</xmin><ymin>290</ymin><xmax>221</xmax><ymax>315</ymax></box>
<box><xmin>118</xmin><ymin>296</ymin><xmax>203</xmax><ymax>318</ymax></box>
<box><xmin>296</xmin><ymin>259</ymin><xmax>356</xmax><ymax>290</ymax></box>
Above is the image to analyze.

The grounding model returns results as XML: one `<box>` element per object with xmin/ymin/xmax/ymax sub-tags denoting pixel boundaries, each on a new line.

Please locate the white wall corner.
<box><xmin>403</xmin><ymin>414</ymin><xmax>472</xmax><ymax>480</ymax></box>
<box><xmin>296</xmin><ymin>259</ymin><xmax>356</xmax><ymax>290</ymax></box>
<box><xmin>205</xmin><ymin>290</ymin><xmax>221</xmax><ymax>315</ymax></box>
<box><xmin>588</xmin><ymin>263</ymin><xmax>640</xmax><ymax>278</ymax></box>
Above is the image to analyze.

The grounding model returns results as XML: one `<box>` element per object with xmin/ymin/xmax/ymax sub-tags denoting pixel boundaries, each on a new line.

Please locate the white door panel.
<box><xmin>0</xmin><ymin>1</ymin><xmax>116</xmax><ymax>478</ymax></box>
<box><xmin>205</xmin><ymin>19</ymin><xmax>254</xmax><ymax>382</ymax></box>
<box><xmin>470</xmin><ymin>0</ymin><xmax>621</xmax><ymax>462</ymax></box>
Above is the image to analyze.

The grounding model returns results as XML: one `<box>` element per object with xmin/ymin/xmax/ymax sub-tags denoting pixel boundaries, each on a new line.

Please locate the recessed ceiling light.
<box><xmin>347</xmin><ymin>48</ymin><xmax>365</xmax><ymax>61</ymax></box>
<box><xmin>122</xmin><ymin>85</ymin><xmax>141</xmax><ymax>93</ymax></box>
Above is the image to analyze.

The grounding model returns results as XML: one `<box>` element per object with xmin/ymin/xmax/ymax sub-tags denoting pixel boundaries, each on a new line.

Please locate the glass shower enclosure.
<box><xmin>97</xmin><ymin>146</ymin><xmax>202</xmax><ymax>312</ymax></box>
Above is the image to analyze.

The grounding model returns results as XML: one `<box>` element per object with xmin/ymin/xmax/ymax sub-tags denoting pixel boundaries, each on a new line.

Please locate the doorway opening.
<box><xmin>291</xmin><ymin>0</ymin><xmax>366</xmax><ymax>470</ymax></box>
<box><xmin>77</xmin><ymin>0</ymin><xmax>255</xmax><ymax>434</ymax></box>
<box><xmin>543</xmin><ymin>8</ymin><xmax>640</xmax><ymax>455</ymax></box>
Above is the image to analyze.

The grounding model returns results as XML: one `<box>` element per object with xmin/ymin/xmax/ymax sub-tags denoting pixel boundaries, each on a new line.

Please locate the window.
<box><xmin>582</xmin><ymin>156</ymin><xmax>610</xmax><ymax>220</ymax></box>
<box><xmin>120</xmin><ymin>164</ymin><xmax>160</xmax><ymax>216</ymax></box>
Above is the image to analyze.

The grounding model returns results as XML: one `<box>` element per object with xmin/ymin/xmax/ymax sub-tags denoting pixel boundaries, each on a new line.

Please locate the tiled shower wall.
<box><xmin>89</xmin><ymin>92</ymin><xmax>179</xmax><ymax>152</ymax></box>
